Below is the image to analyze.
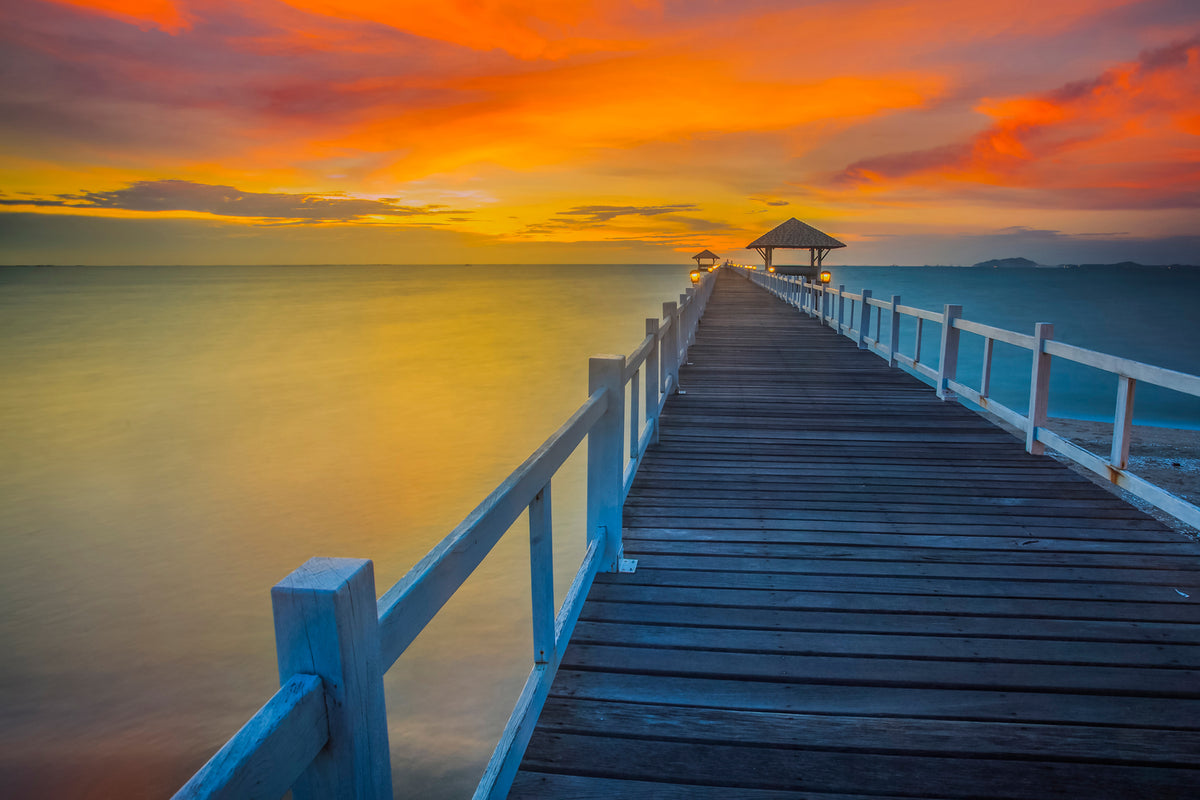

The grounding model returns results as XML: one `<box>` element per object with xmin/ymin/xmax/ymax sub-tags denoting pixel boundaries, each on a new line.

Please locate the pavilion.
<box><xmin>691</xmin><ymin>249</ymin><xmax>720</xmax><ymax>270</ymax></box>
<box><xmin>747</xmin><ymin>218</ymin><xmax>845</xmax><ymax>278</ymax></box>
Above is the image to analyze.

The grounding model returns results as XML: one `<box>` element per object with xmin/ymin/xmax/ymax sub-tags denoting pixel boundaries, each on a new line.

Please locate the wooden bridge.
<box><xmin>176</xmin><ymin>269</ymin><xmax>1200</xmax><ymax>800</ymax></box>
<box><xmin>509</xmin><ymin>270</ymin><xmax>1200</xmax><ymax>798</ymax></box>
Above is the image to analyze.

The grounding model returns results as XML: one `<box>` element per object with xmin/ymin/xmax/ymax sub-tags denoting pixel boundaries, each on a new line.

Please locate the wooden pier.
<box><xmin>509</xmin><ymin>271</ymin><xmax>1200</xmax><ymax>798</ymax></box>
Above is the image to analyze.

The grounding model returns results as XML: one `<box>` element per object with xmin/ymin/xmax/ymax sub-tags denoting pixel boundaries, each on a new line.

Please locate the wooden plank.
<box><xmin>520</xmin><ymin>730</ymin><xmax>1200</xmax><ymax>799</ymax></box>
<box><xmin>568</xmin><ymin>620</ymin><xmax>1200</xmax><ymax>668</ymax></box>
<box><xmin>533</xmin><ymin>697</ymin><xmax>1200</xmax><ymax>765</ymax></box>
<box><xmin>560</xmin><ymin>642</ymin><xmax>1200</xmax><ymax>696</ymax></box>
<box><xmin>510</xmin><ymin>773</ymin><xmax>908</xmax><ymax>800</ymax></box>
<box><xmin>607</xmin><ymin>568</ymin><xmax>1200</xmax><ymax>603</ymax></box>
<box><xmin>623</xmin><ymin>528</ymin><xmax>1200</xmax><ymax>553</ymax></box>
<box><xmin>579</xmin><ymin>599</ymin><xmax>1200</xmax><ymax>643</ymax></box>
<box><xmin>587</xmin><ymin>581</ymin><xmax>1200</xmax><ymax>623</ymax></box>
<box><xmin>547</xmin><ymin>668</ymin><xmax>1200</xmax><ymax>728</ymax></box>
<box><xmin>612</xmin><ymin>554</ymin><xmax>1200</xmax><ymax>586</ymax></box>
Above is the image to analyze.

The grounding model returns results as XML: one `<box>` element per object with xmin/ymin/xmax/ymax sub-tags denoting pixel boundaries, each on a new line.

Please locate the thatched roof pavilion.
<box><xmin>746</xmin><ymin>218</ymin><xmax>845</xmax><ymax>277</ymax></box>
<box><xmin>691</xmin><ymin>249</ymin><xmax>720</xmax><ymax>269</ymax></box>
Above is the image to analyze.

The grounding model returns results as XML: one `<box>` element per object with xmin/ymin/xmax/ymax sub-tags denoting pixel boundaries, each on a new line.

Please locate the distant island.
<box><xmin>972</xmin><ymin>257</ymin><xmax>1039</xmax><ymax>268</ymax></box>
<box><xmin>970</xmin><ymin>258</ymin><xmax>1196</xmax><ymax>269</ymax></box>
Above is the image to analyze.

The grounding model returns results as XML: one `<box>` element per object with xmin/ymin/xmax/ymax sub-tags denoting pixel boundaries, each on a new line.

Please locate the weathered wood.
<box><xmin>1112</xmin><ymin>375</ymin><xmax>1136</xmax><ymax>469</ymax></box>
<box><xmin>587</xmin><ymin>355</ymin><xmax>625</xmax><ymax>572</ymax></box>
<box><xmin>513</xmin><ymin>271</ymin><xmax>1200</xmax><ymax>799</ymax></box>
<box><xmin>529</xmin><ymin>485</ymin><xmax>554</xmax><ymax>665</ymax></box>
<box><xmin>171</xmin><ymin>674</ymin><xmax>328</xmax><ymax>800</ymax></box>
<box><xmin>273</xmin><ymin>558</ymin><xmax>391</xmax><ymax>800</ymax></box>
<box><xmin>1027</xmin><ymin>322</ymin><xmax>1054</xmax><ymax>454</ymax></box>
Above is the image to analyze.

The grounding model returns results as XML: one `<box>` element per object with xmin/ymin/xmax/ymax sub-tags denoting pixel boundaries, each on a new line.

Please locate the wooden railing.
<box><xmin>172</xmin><ymin>271</ymin><xmax>717</xmax><ymax>800</ymax></box>
<box><xmin>740</xmin><ymin>267</ymin><xmax>1200</xmax><ymax>530</ymax></box>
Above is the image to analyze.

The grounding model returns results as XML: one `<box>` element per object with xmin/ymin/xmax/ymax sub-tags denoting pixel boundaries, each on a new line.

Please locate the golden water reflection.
<box><xmin>0</xmin><ymin>264</ymin><xmax>690</xmax><ymax>799</ymax></box>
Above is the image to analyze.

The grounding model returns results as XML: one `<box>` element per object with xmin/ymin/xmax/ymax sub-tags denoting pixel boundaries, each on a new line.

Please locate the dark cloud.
<box><xmin>750</xmin><ymin>198</ymin><xmax>790</xmax><ymax>206</ymax></box>
<box><xmin>1</xmin><ymin>180</ymin><xmax>463</xmax><ymax>222</ymax></box>
<box><xmin>554</xmin><ymin>204</ymin><xmax>700</xmax><ymax>223</ymax></box>
<box><xmin>835</xmin><ymin>142</ymin><xmax>972</xmax><ymax>186</ymax></box>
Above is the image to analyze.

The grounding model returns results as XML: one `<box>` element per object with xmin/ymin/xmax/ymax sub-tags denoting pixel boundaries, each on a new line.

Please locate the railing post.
<box><xmin>836</xmin><ymin>285</ymin><xmax>846</xmax><ymax>333</ymax></box>
<box><xmin>858</xmin><ymin>289</ymin><xmax>872</xmax><ymax>349</ymax></box>
<box><xmin>888</xmin><ymin>295</ymin><xmax>901</xmax><ymax>367</ymax></box>
<box><xmin>1026</xmin><ymin>322</ymin><xmax>1054</xmax><ymax>454</ymax></box>
<box><xmin>1111</xmin><ymin>376</ymin><xmax>1137</xmax><ymax>469</ymax></box>
<box><xmin>662</xmin><ymin>301</ymin><xmax>679</xmax><ymax>394</ymax></box>
<box><xmin>936</xmin><ymin>304</ymin><xmax>962</xmax><ymax>400</ymax></box>
<box><xmin>529</xmin><ymin>485</ymin><xmax>554</xmax><ymax>664</ymax></box>
<box><xmin>272</xmin><ymin>558</ymin><xmax>392</xmax><ymax>800</ymax></box>
<box><xmin>645</xmin><ymin>318</ymin><xmax>660</xmax><ymax>445</ymax></box>
<box><xmin>588</xmin><ymin>355</ymin><xmax>626</xmax><ymax>573</ymax></box>
<box><xmin>981</xmin><ymin>337</ymin><xmax>994</xmax><ymax>398</ymax></box>
<box><xmin>685</xmin><ymin>288</ymin><xmax>697</xmax><ymax>347</ymax></box>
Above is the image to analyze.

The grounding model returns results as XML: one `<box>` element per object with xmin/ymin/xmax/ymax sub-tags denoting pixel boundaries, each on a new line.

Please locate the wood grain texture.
<box><xmin>510</xmin><ymin>270</ymin><xmax>1200</xmax><ymax>799</ymax></box>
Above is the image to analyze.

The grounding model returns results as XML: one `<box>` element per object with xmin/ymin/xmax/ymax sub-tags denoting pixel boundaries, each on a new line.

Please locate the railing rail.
<box><xmin>172</xmin><ymin>269</ymin><xmax>717</xmax><ymax>800</ymax></box>
<box><xmin>739</xmin><ymin>267</ymin><xmax>1200</xmax><ymax>531</ymax></box>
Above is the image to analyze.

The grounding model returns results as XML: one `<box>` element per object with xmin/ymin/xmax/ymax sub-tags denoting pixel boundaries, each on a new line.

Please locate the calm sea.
<box><xmin>1</xmin><ymin>263</ymin><xmax>1197</xmax><ymax>799</ymax></box>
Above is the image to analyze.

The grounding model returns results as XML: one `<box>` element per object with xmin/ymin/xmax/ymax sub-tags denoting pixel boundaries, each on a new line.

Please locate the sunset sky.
<box><xmin>1</xmin><ymin>0</ymin><xmax>1198</xmax><ymax>265</ymax></box>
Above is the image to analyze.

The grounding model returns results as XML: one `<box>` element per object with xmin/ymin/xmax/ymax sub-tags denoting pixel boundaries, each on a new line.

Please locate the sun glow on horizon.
<box><xmin>3</xmin><ymin>0</ymin><xmax>1198</xmax><ymax>265</ymax></box>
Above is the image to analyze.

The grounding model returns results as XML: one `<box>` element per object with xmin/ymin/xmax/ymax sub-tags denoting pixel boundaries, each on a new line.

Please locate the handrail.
<box><xmin>738</xmin><ymin>267</ymin><xmax>1200</xmax><ymax>530</ymax></box>
<box><xmin>172</xmin><ymin>268</ymin><xmax>717</xmax><ymax>800</ymax></box>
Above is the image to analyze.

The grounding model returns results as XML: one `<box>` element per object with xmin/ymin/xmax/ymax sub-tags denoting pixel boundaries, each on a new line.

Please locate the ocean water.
<box><xmin>0</xmin><ymin>263</ymin><xmax>1197</xmax><ymax>800</ymax></box>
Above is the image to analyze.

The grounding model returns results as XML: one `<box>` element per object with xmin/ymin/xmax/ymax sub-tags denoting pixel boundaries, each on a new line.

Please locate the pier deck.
<box><xmin>509</xmin><ymin>271</ymin><xmax>1200</xmax><ymax>798</ymax></box>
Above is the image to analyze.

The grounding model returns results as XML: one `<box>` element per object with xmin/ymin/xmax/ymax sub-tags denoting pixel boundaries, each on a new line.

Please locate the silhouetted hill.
<box><xmin>972</xmin><ymin>257</ymin><xmax>1038</xmax><ymax>268</ymax></box>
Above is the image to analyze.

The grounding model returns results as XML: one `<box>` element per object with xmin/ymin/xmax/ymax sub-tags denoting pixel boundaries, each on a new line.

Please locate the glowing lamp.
<box><xmin>820</xmin><ymin>270</ymin><xmax>832</xmax><ymax>283</ymax></box>
<box><xmin>690</xmin><ymin>270</ymin><xmax>701</xmax><ymax>284</ymax></box>
<box><xmin>767</xmin><ymin>266</ymin><xmax>775</xmax><ymax>273</ymax></box>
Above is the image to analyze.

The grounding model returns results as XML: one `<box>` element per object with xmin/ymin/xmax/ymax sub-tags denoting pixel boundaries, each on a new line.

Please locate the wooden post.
<box><xmin>529</xmin><ymin>485</ymin><xmax>554</xmax><ymax>665</ymax></box>
<box><xmin>888</xmin><ymin>295</ymin><xmax>901</xmax><ymax>367</ymax></box>
<box><xmin>678</xmin><ymin>293</ymin><xmax>689</xmax><ymax>362</ymax></box>
<box><xmin>981</xmin><ymin>337</ymin><xmax>994</xmax><ymax>399</ymax></box>
<box><xmin>272</xmin><ymin>558</ymin><xmax>392</xmax><ymax>800</ymax></box>
<box><xmin>936</xmin><ymin>304</ymin><xmax>962</xmax><ymax>400</ymax></box>
<box><xmin>588</xmin><ymin>355</ymin><xmax>626</xmax><ymax>572</ymax></box>
<box><xmin>914</xmin><ymin>317</ymin><xmax>924</xmax><ymax>364</ymax></box>
<box><xmin>662</xmin><ymin>301</ymin><xmax>679</xmax><ymax>394</ymax></box>
<box><xmin>685</xmin><ymin>288</ymin><xmax>697</xmax><ymax>347</ymax></box>
<box><xmin>837</xmin><ymin>285</ymin><xmax>846</xmax><ymax>333</ymax></box>
<box><xmin>645</xmin><ymin>318</ymin><xmax>660</xmax><ymax>445</ymax></box>
<box><xmin>1026</xmin><ymin>322</ymin><xmax>1054</xmax><ymax>455</ymax></box>
<box><xmin>628</xmin><ymin>369</ymin><xmax>640</xmax><ymax>458</ymax></box>
<box><xmin>858</xmin><ymin>289</ymin><xmax>872</xmax><ymax>349</ymax></box>
<box><xmin>1111</xmin><ymin>376</ymin><xmax>1137</xmax><ymax>469</ymax></box>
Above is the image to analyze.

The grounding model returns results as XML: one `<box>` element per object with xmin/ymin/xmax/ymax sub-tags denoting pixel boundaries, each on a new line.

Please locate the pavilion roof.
<box><xmin>747</xmin><ymin>218</ymin><xmax>845</xmax><ymax>250</ymax></box>
<box><xmin>692</xmin><ymin>249</ymin><xmax>720</xmax><ymax>260</ymax></box>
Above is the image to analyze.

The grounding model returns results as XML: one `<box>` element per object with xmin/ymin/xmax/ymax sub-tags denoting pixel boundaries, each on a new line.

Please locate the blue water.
<box><xmin>825</xmin><ymin>265</ymin><xmax>1200</xmax><ymax>428</ymax></box>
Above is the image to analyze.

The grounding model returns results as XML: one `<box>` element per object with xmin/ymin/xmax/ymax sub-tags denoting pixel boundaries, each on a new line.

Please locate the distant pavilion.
<box><xmin>691</xmin><ymin>249</ymin><xmax>720</xmax><ymax>270</ymax></box>
<box><xmin>747</xmin><ymin>218</ymin><xmax>845</xmax><ymax>278</ymax></box>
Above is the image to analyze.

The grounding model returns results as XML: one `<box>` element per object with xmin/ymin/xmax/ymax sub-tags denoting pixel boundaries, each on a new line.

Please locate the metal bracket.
<box><xmin>619</xmin><ymin>558</ymin><xmax>638</xmax><ymax>573</ymax></box>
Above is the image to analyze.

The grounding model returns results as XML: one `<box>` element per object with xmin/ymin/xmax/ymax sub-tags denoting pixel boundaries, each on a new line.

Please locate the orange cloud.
<box><xmin>277</xmin><ymin>0</ymin><xmax>644</xmax><ymax>59</ymax></box>
<box><xmin>46</xmin><ymin>0</ymin><xmax>189</xmax><ymax>32</ymax></box>
<box><xmin>836</xmin><ymin>36</ymin><xmax>1200</xmax><ymax>208</ymax></box>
